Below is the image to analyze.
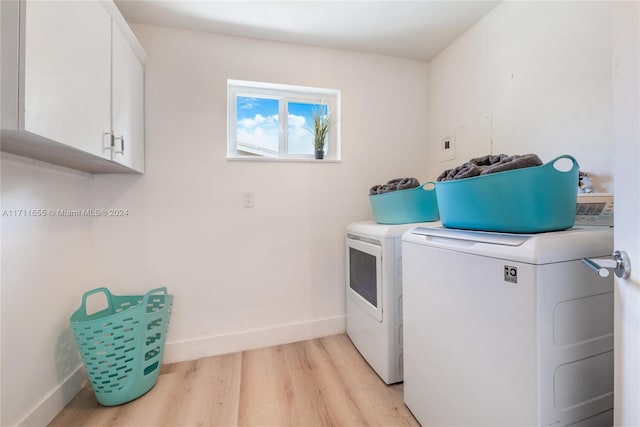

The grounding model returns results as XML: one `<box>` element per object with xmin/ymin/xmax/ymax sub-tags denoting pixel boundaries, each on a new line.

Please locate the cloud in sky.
<box><xmin>288</xmin><ymin>114</ymin><xmax>314</xmax><ymax>154</ymax></box>
<box><xmin>238</xmin><ymin>97</ymin><xmax>261</xmax><ymax>110</ymax></box>
<box><xmin>238</xmin><ymin>114</ymin><xmax>278</xmax><ymax>129</ymax></box>
<box><xmin>237</xmin><ymin>113</ymin><xmax>279</xmax><ymax>151</ymax></box>
<box><xmin>288</xmin><ymin>114</ymin><xmax>306</xmax><ymax>128</ymax></box>
<box><xmin>238</xmin><ymin>113</ymin><xmax>310</xmax><ymax>152</ymax></box>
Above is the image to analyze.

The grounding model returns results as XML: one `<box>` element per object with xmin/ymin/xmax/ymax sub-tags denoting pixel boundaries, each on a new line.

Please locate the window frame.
<box><xmin>227</xmin><ymin>79</ymin><xmax>341</xmax><ymax>161</ymax></box>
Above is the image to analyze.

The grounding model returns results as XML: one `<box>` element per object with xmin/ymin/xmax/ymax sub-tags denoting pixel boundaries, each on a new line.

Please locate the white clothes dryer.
<box><xmin>401</xmin><ymin>225</ymin><xmax>614</xmax><ymax>426</ymax></box>
<box><xmin>346</xmin><ymin>220</ymin><xmax>439</xmax><ymax>384</ymax></box>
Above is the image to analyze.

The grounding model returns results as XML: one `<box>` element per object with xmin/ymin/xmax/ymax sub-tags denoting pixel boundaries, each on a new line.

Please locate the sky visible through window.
<box><xmin>236</xmin><ymin>96</ymin><xmax>327</xmax><ymax>155</ymax></box>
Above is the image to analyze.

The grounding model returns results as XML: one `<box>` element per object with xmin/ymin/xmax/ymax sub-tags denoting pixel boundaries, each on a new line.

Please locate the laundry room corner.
<box><xmin>425</xmin><ymin>1</ymin><xmax>613</xmax><ymax>191</ymax></box>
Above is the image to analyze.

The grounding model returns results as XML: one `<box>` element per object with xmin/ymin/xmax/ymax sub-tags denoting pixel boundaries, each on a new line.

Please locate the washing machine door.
<box><xmin>346</xmin><ymin>235</ymin><xmax>383</xmax><ymax>322</ymax></box>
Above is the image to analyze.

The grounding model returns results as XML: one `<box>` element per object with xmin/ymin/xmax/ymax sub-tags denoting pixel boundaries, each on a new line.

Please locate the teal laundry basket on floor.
<box><xmin>70</xmin><ymin>287</ymin><xmax>173</xmax><ymax>406</ymax></box>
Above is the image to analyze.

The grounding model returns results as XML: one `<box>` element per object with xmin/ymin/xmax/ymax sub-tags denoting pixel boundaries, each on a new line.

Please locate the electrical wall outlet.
<box><xmin>243</xmin><ymin>192</ymin><xmax>255</xmax><ymax>208</ymax></box>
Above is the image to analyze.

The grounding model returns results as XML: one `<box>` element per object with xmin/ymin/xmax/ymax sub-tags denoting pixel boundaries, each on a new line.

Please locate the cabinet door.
<box><xmin>111</xmin><ymin>23</ymin><xmax>145</xmax><ymax>172</ymax></box>
<box><xmin>23</xmin><ymin>0</ymin><xmax>111</xmax><ymax>159</ymax></box>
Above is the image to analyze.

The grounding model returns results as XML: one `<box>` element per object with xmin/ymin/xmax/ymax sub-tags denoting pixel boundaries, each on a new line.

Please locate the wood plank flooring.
<box><xmin>49</xmin><ymin>334</ymin><xmax>418</xmax><ymax>426</ymax></box>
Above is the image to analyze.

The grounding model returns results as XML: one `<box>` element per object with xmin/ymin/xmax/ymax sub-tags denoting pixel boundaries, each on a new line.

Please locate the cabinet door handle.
<box><xmin>114</xmin><ymin>135</ymin><xmax>125</xmax><ymax>155</ymax></box>
<box><xmin>104</xmin><ymin>131</ymin><xmax>115</xmax><ymax>153</ymax></box>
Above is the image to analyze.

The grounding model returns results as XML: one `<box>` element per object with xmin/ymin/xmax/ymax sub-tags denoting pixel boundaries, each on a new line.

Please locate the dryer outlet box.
<box><xmin>440</xmin><ymin>135</ymin><xmax>456</xmax><ymax>162</ymax></box>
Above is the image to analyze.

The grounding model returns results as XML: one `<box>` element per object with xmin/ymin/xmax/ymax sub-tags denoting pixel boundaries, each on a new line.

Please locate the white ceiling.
<box><xmin>114</xmin><ymin>1</ymin><xmax>500</xmax><ymax>62</ymax></box>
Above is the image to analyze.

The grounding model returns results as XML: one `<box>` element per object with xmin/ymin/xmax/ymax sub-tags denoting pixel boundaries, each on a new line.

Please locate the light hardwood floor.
<box><xmin>49</xmin><ymin>334</ymin><xmax>419</xmax><ymax>426</ymax></box>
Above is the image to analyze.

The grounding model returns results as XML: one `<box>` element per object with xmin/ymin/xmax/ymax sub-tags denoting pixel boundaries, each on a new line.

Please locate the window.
<box><xmin>227</xmin><ymin>80</ymin><xmax>340</xmax><ymax>161</ymax></box>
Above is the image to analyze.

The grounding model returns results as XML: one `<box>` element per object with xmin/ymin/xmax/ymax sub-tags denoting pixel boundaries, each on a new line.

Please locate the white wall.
<box><xmin>1</xmin><ymin>154</ymin><xmax>92</xmax><ymax>426</ymax></box>
<box><xmin>89</xmin><ymin>25</ymin><xmax>430</xmax><ymax>362</ymax></box>
<box><xmin>425</xmin><ymin>1</ymin><xmax>613</xmax><ymax>191</ymax></box>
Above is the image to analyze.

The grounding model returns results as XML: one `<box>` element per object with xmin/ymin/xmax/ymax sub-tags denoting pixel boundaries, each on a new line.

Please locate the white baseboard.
<box><xmin>162</xmin><ymin>315</ymin><xmax>346</xmax><ymax>364</ymax></box>
<box><xmin>17</xmin><ymin>365</ymin><xmax>86</xmax><ymax>427</ymax></box>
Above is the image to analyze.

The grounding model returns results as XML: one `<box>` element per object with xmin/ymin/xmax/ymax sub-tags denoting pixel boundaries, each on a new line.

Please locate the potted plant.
<box><xmin>309</xmin><ymin>105</ymin><xmax>334</xmax><ymax>160</ymax></box>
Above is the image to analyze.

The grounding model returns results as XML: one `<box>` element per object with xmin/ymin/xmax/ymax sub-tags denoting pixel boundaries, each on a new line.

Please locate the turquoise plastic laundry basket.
<box><xmin>369</xmin><ymin>182</ymin><xmax>439</xmax><ymax>224</ymax></box>
<box><xmin>435</xmin><ymin>155</ymin><xmax>579</xmax><ymax>233</ymax></box>
<box><xmin>70</xmin><ymin>287</ymin><xmax>173</xmax><ymax>406</ymax></box>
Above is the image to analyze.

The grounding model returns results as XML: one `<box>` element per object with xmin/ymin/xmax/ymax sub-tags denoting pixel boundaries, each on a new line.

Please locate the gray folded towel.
<box><xmin>480</xmin><ymin>154</ymin><xmax>543</xmax><ymax>175</ymax></box>
<box><xmin>369</xmin><ymin>177</ymin><xmax>420</xmax><ymax>195</ymax></box>
<box><xmin>437</xmin><ymin>154</ymin><xmax>543</xmax><ymax>182</ymax></box>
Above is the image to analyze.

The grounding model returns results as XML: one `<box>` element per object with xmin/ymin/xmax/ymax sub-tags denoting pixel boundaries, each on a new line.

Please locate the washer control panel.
<box><xmin>576</xmin><ymin>193</ymin><xmax>614</xmax><ymax>226</ymax></box>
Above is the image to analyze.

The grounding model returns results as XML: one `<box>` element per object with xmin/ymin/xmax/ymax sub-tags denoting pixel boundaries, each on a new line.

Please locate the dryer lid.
<box><xmin>410</xmin><ymin>227</ymin><xmax>532</xmax><ymax>246</ymax></box>
<box><xmin>403</xmin><ymin>225</ymin><xmax>614</xmax><ymax>264</ymax></box>
<box><xmin>347</xmin><ymin>220</ymin><xmax>441</xmax><ymax>239</ymax></box>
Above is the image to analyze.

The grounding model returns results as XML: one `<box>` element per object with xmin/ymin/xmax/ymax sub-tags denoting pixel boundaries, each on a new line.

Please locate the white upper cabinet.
<box><xmin>0</xmin><ymin>0</ymin><xmax>147</xmax><ymax>174</ymax></box>
<box><xmin>111</xmin><ymin>23</ymin><xmax>145</xmax><ymax>172</ymax></box>
<box><xmin>23</xmin><ymin>1</ymin><xmax>112</xmax><ymax>161</ymax></box>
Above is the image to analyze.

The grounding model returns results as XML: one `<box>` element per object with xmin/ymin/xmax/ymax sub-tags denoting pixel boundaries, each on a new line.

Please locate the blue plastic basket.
<box><xmin>435</xmin><ymin>155</ymin><xmax>579</xmax><ymax>233</ymax></box>
<box><xmin>369</xmin><ymin>182</ymin><xmax>439</xmax><ymax>224</ymax></box>
<box><xmin>70</xmin><ymin>287</ymin><xmax>173</xmax><ymax>406</ymax></box>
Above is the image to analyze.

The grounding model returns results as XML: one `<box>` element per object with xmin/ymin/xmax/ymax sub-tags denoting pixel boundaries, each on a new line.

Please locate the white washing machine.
<box><xmin>401</xmin><ymin>225</ymin><xmax>614</xmax><ymax>427</ymax></box>
<box><xmin>345</xmin><ymin>220</ymin><xmax>438</xmax><ymax>384</ymax></box>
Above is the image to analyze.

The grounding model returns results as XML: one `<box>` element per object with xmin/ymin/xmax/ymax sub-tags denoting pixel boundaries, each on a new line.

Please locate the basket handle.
<box><xmin>549</xmin><ymin>154</ymin><xmax>579</xmax><ymax>173</ymax></box>
<box><xmin>420</xmin><ymin>181</ymin><xmax>436</xmax><ymax>191</ymax></box>
<box><xmin>81</xmin><ymin>287</ymin><xmax>114</xmax><ymax>316</ymax></box>
<box><xmin>142</xmin><ymin>287</ymin><xmax>168</xmax><ymax>306</ymax></box>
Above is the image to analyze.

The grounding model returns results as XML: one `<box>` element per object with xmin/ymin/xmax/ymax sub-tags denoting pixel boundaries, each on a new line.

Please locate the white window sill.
<box><xmin>226</xmin><ymin>156</ymin><xmax>341</xmax><ymax>163</ymax></box>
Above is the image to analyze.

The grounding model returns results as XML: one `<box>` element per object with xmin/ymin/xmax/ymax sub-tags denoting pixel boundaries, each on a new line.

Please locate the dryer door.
<box><xmin>346</xmin><ymin>235</ymin><xmax>383</xmax><ymax>322</ymax></box>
